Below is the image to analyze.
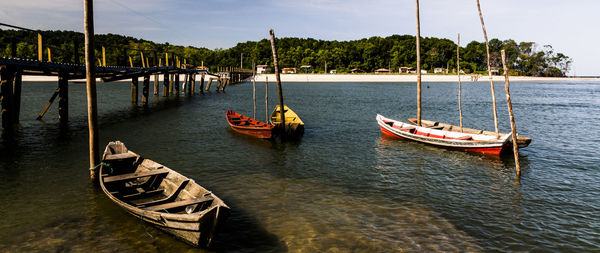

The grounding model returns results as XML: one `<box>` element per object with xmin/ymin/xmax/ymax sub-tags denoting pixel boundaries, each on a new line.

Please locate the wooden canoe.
<box><xmin>99</xmin><ymin>141</ymin><xmax>230</xmax><ymax>247</ymax></box>
<box><xmin>407</xmin><ymin>118</ymin><xmax>531</xmax><ymax>148</ymax></box>
<box><xmin>226</xmin><ymin>110</ymin><xmax>275</xmax><ymax>139</ymax></box>
<box><xmin>377</xmin><ymin>114</ymin><xmax>512</xmax><ymax>155</ymax></box>
<box><xmin>270</xmin><ymin>105</ymin><xmax>304</xmax><ymax>137</ymax></box>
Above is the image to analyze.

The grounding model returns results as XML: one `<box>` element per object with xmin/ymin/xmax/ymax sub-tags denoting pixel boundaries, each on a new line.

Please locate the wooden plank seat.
<box><xmin>425</xmin><ymin>125</ymin><xmax>444</xmax><ymax>130</ymax></box>
<box><xmin>135</xmin><ymin>179</ymin><xmax>190</xmax><ymax>207</ymax></box>
<box><xmin>121</xmin><ymin>188</ymin><xmax>165</xmax><ymax>200</ymax></box>
<box><xmin>143</xmin><ymin>195</ymin><xmax>214</xmax><ymax>212</ymax></box>
<box><xmin>104</xmin><ymin>152</ymin><xmax>137</xmax><ymax>161</ymax></box>
<box><xmin>103</xmin><ymin>169</ymin><xmax>169</xmax><ymax>183</ymax></box>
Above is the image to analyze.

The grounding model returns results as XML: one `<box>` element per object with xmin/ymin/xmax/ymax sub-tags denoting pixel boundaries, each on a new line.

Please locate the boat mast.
<box><xmin>476</xmin><ymin>0</ymin><xmax>499</xmax><ymax>134</ymax></box>
<box><xmin>457</xmin><ymin>33</ymin><xmax>463</xmax><ymax>131</ymax></box>
<box><xmin>415</xmin><ymin>0</ymin><xmax>422</xmax><ymax>126</ymax></box>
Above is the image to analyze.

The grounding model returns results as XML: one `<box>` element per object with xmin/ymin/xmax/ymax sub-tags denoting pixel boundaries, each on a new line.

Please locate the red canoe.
<box><xmin>376</xmin><ymin>114</ymin><xmax>512</xmax><ymax>155</ymax></box>
<box><xmin>226</xmin><ymin>110</ymin><xmax>275</xmax><ymax>139</ymax></box>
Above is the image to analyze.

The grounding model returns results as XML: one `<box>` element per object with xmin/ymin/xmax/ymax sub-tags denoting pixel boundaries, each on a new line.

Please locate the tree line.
<box><xmin>0</xmin><ymin>29</ymin><xmax>570</xmax><ymax>77</ymax></box>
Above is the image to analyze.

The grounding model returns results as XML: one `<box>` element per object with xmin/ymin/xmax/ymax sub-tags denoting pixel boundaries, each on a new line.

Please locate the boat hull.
<box><xmin>271</xmin><ymin>105</ymin><xmax>304</xmax><ymax>138</ymax></box>
<box><xmin>99</xmin><ymin>141</ymin><xmax>230</xmax><ymax>247</ymax></box>
<box><xmin>377</xmin><ymin>115</ymin><xmax>510</xmax><ymax>155</ymax></box>
<box><xmin>226</xmin><ymin>110</ymin><xmax>275</xmax><ymax>139</ymax></box>
<box><xmin>407</xmin><ymin>118</ymin><xmax>531</xmax><ymax>148</ymax></box>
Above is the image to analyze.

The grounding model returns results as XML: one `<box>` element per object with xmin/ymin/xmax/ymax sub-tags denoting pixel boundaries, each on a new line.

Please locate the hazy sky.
<box><xmin>1</xmin><ymin>0</ymin><xmax>597</xmax><ymax>75</ymax></box>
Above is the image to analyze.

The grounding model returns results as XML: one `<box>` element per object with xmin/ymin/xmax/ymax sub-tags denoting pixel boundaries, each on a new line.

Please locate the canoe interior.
<box><xmin>99</xmin><ymin>141</ymin><xmax>230</xmax><ymax>247</ymax></box>
<box><xmin>270</xmin><ymin>105</ymin><xmax>305</xmax><ymax>137</ymax></box>
<box><xmin>226</xmin><ymin>110</ymin><xmax>274</xmax><ymax>139</ymax></box>
<box><xmin>407</xmin><ymin>118</ymin><xmax>532</xmax><ymax>148</ymax></box>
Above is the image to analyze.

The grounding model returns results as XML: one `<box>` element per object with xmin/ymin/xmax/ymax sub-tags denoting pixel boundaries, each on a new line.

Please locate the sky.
<box><xmin>0</xmin><ymin>0</ymin><xmax>598</xmax><ymax>76</ymax></box>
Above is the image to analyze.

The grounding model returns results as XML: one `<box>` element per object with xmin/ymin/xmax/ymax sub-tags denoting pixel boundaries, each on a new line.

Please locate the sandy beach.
<box><xmin>21</xmin><ymin>73</ymin><xmax>598</xmax><ymax>82</ymax></box>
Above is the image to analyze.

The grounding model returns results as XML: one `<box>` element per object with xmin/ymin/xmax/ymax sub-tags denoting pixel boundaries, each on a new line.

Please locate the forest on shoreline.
<box><xmin>0</xmin><ymin>29</ymin><xmax>571</xmax><ymax>77</ymax></box>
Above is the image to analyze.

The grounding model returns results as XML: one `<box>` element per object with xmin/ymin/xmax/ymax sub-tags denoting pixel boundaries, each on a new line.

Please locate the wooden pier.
<box><xmin>0</xmin><ymin>57</ymin><xmax>253</xmax><ymax>135</ymax></box>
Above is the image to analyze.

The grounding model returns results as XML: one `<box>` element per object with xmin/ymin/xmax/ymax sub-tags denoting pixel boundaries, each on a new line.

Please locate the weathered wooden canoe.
<box><xmin>270</xmin><ymin>105</ymin><xmax>304</xmax><ymax>137</ymax></box>
<box><xmin>377</xmin><ymin>114</ymin><xmax>512</xmax><ymax>155</ymax></box>
<box><xmin>99</xmin><ymin>141</ymin><xmax>230</xmax><ymax>247</ymax></box>
<box><xmin>407</xmin><ymin>118</ymin><xmax>531</xmax><ymax>148</ymax></box>
<box><xmin>226</xmin><ymin>110</ymin><xmax>275</xmax><ymax>139</ymax></box>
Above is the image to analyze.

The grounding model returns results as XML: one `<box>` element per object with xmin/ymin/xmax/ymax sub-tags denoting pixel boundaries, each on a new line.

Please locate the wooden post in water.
<box><xmin>200</xmin><ymin>73</ymin><xmax>205</xmax><ymax>94</ymax></box>
<box><xmin>265</xmin><ymin>76</ymin><xmax>269</xmax><ymax>122</ymax></box>
<box><xmin>163</xmin><ymin>72</ymin><xmax>169</xmax><ymax>97</ymax></box>
<box><xmin>415</xmin><ymin>0</ymin><xmax>422</xmax><ymax>126</ymax></box>
<box><xmin>0</xmin><ymin>66</ymin><xmax>15</xmax><ymax>133</ymax></box>
<box><xmin>140</xmin><ymin>52</ymin><xmax>145</xmax><ymax>68</ymax></box>
<box><xmin>190</xmin><ymin>73</ymin><xmax>196</xmax><ymax>95</ymax></box>
<box><xmin>168</xmin><ymin>74</ymin><xmax>174</xmax><ymax>94</ymax></box>
<box><xmin>252</xmin><ymin>75</ymin><xmax>256</xmax><ymax>119</ymax></box>
<box><xmin>476</xmin><ymin>0</ymin><xmax>499</xmax><ymax>134</ymax></box>
<box><xmin>38</xmin><ymin>33</ymin><xmax>43</xmax><ymax>61</ymax></box>
<box><xmin>58</xmin><ymin>73</ymin><xmax>69</xmax><ymax>124</ymax></box>
<box><xmin>129</xmin><ymin>56</ymin><xmax>133</xmax><ymax>67</ymax></box>
<box><xmin>131</xmin><ymin>77</ymin><xmax>138</xmax><ymax>104</ymax></box>
<box><xmin>269</xmin><ymin>29</ymin><xmax>286</xmax><ymax>137</ymax></box>
<box><xmin>206</xmin><ymin>78</ymin><xmax>212</xmax><ymax>91</ymax></box>
<box><xmin>153</xmin><ymin>74</ymin><xmax>159</xmax><ymax>95</ymax></box>
<box><xmin>84</xmin><ymin>0</ymin><xmax>100</xmax><ymax>184</ymax></box>
<box><xmin>174</xmin><ymin>73</ymin><xmax>180</xmax><ymax>95</ymax></box>
<box><xmin>457</xmin><ymin>33</ymin><xmax>463</xmax><ymax>131</ymax></box>
<box><xmin>142</xmin><ymin>75</ymin><xmax>149</xmax><ymax>105</ymax></box>
<box><xmin>12</xmin><ymin>68</ymin><xmax>22</xmax><ymax>124</ymax></box>
<box><xmin>501</xmin><ymin>50</ymin><xmax>521</xmax><ymax>179</ymax></box>
<box><xmin>47</xmin><ymin>48</ymin><xmax>52</xmax><ymax>62</ymax></box>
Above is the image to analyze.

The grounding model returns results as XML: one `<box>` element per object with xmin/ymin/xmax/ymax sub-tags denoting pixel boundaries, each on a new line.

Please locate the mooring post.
<box><xmin>36</xmin><ymin>87</ymin><xmax>60</xmax><ymax>120</ymax></box>
<box><xmin>415</xmin><ymin>0</ymin><xmax>422</xmax><ymax>126</ymax></box>
<box><xmin>12</xmin><ymin>68</ymin><xmax>22</xmax><ymax>124</ymax></box>
<box><xmin>222</xmin><ymin>77</ymin><xmax>228</xmax><ymax>92</ymax></box>
<box><xmin>477</xmin><ymin>0</ymin><xmax>499</xmax><ymax>135</ymax></box>
<box><xmin>142</xmin><ymin>75</ymin><xmax>149</xmax><ymax>105</ymax></box>
<box><xmin>269</xmin><ymin>29</ymin><xmax>286</xmax><ymax>137</ymax></box>
<box><xmin>131</xmin><ymin>77</ymin><xmax>138</xmax><ymax>104</ymax></box>
<box><xmin>457</xmin><ymin>33</ymin><xmax>463</xmax><ymax>131</ymax></box>
<box><xmin>1</xmin><ymin>66</ymin><xmax>15</xmax><ymax>134</ymax></box>
<box><xmin>58</xmin><ymin>72</ymin><xmax>69</xmax><ymax>124</ymax></box>
<box><xmin>216</xmin><ymin>77</ymin><xmax>222</xmax><ymax>92</ymax></box>
<box><xmin>200</xmin><ymin>73</ymin><xmax>205</xmax><ymax>94</ymax></box>
<box><xmin>501</xmin><ymin>50</ymin><xmax>521</xmax><ymax>180</ymax></box>
<box><xmin>265</xmin><ymin>76</ymin><xmax>269</xmax><ymax>122</ymax></box>
<box><xmin>163</xmin><ymin>72</ymin><xmax>169</xmax><ymax>97</ymax></box>
<box><xmin>84</xmin><ymin>0</ymin><xmax>100</xmax><ymax>184</ymax></box>
<box><xmin>174</xmin><ymin>73</ymin><xmax>180</xmax><ymax>96</ymax></box>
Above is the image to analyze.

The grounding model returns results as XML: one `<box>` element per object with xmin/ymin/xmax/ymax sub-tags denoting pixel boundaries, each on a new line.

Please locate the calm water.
<box><xmin>0</xmin><ymin>79</ymin><xmax>599</xmax><ymax>252</ymax></box>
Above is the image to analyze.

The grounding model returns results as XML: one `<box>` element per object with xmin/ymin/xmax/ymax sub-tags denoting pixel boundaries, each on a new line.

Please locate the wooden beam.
<box><xmin>477</xmin><ymin>0</ymin><xmax>499</xmax><ymax>134</ymax></box>
<box><xmin>38</xmin><ymin>33</ymin><xmax>43</xmax><ymax>61</ymax></box>
<box><xmin>153</xmin><ymin>73</ymin><xmax>159</xmax><ymax>95</ymax></box>
<box><xmin>36</xmin><ymin>87</ymin><xmax>60</xmax><ymax>120</ymax></box>
<box><xmin>415</xmin><ymin>0</ymin><xmax>422</xmax><ymax>126</ymax></box>
<box><xmin>457</xmin><ymin>33</ymin><xmax>463</xmax><ymax>131</ymax></box>
<box><xmin>199</xmin><ymin>73</ymin><xmax>205</xmax><ymax>94</ymax></box>
<box><xmin>174</xmin><ymin>73</ymin><xmax>180</xmax><ymax>95</ymax></box>
<box><xmin>163</xmin><ymin>72</ymin><xmax>169</xmax><ymax>97</ymax></box>
<box><xmin>102</xmin><ymin>46</ymin><xmax>106</xmax><ymax>66</ymax></box>
<box><xmin>47</xmin><ymin>48</ymin><xmax>52</xmax><ymax>62</ymax></box>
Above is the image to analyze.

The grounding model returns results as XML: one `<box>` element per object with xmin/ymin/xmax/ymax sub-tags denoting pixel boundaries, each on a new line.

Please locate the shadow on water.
<box><xmin>0</xmin><ymin>186</ymin><xmax>285</xmax><ymax>252</ymax></box>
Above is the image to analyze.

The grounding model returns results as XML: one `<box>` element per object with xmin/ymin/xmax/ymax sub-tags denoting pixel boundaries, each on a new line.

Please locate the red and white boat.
<box><xmin>376</xmin><ymin>114</ymin><xmax>512</xmax><ymax>155</ymax></box>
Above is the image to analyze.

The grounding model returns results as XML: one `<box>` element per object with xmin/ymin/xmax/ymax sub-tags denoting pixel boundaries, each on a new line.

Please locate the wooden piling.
<box><xmin>102</xmin><ymin>46</ymin><xmax>106</xmax><ymax>66</ymax></box>
<box><xmin>216</xmin><ymin>77</ymin><xmax>221</xmax><ymax>92</ymax></box>
<box><xmin>12</xmin><ymin>68</ymin><xmax>22</xmax><ymax>124</ymax></box>
<box><xmin>269</xmin><ymin>29</ymin><xmax>286</xmax><ymax>136</ymax></box>
<box><xmin>1</xmin><ymin>66</ymin><xmax>15</xmax><ymax>133</ymax></box>
<box><xmin>153</xmin><ymin>74</ymin><xmax>159</xmax><ymax>95</ymax></box>
<box><xmin>163</xmin><ymin>72</ymin><xmax>169</xmax><ymax>97</ymax></box>
<box><xmin>47</xmin><ymin>48</ymin><xmax>52</xmax><ymax>62</ymax></box>
<box><xmin>199</xmin><ymin>73</ymin><xmax>205</xmax><ymax>94</ymax></box>
<box><xmin>476</xmin><ymin>0</ymin><xmax>499</xmax><ymax>134</ymax></box>
<box><xmin>140</xmin><ymin>52</ymin><xmax>145</xmax><ymax>68</ymax></box>
<box><xmin>252</xmin><ymin>75</ymin><xmax>256</xmax><ymax>119</ymax></box>
<box><xmin>58</xmin><ymin>73</ymin><xmax>69</xmax><ymax>123</ymax></box>
<box><xmin>457</xmin><ymin>33</ymin><xmax>463</xmax><ymax>130</ymax></box>
<box><xmin>501</xmin><ymin>50</ymin><xmax>521</xmax><ymax>179</ymax></box>
<box><xmin>190</xmin><ymin>73</ymin><xmax>196</xmax><ymax>95</ymax></box>
<box><xmin>142</xmin><ymin>75</ymin><xmax>149</xmax><ymax>105</ymax></box>
<box><xmin>131</xmin><ymin>77</ymin><xmax>138</xmax><ymax>104</ymax></box>
<box><xmin>129</xmin><ymin>55</ymin><xmax>133</xmax><ymax>67</ymax></box>
<box><xmin>415</xmin><ymin>0</ymin><xmax>422</xmax><ymax>126</ymax></box>
<box><xmin>168</xmin><ymin>74</ymin><xmax>174</xmax><ymax>94</ymax></box>
<box><xmin>174</xmin><ymin>73</ymin><xmax>180</xmax><ymax>95</ymax></box>
<box><xmin>84</xmin><ymin>0</ymin><xmax>100</xmax><ymax>183</ymax></box>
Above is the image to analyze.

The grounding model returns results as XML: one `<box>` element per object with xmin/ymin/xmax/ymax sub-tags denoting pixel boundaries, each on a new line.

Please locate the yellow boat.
<box><xmin>270</xmin><ymin>105</ymin><xmax>304</xmax><ymax>137</ymax></box>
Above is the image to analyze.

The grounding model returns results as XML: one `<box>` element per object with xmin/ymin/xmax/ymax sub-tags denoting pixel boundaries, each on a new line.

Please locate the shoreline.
<box><xmin>21</xmin><ymin>74</ymin><xmax>599</xmax><ymax>82</ymax></box>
